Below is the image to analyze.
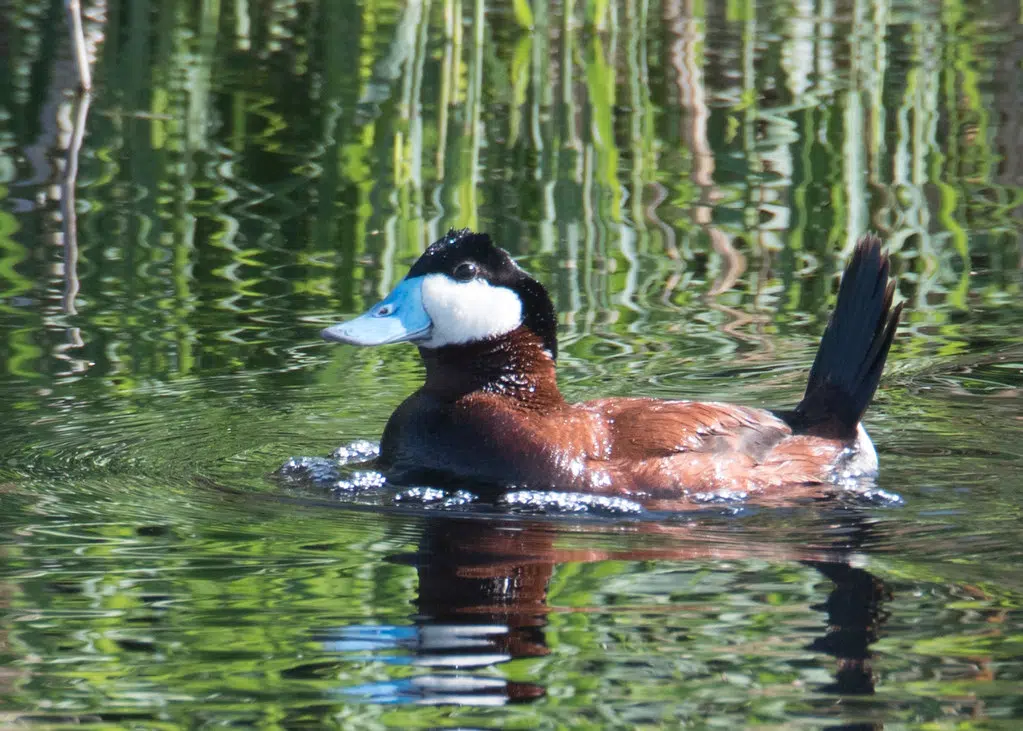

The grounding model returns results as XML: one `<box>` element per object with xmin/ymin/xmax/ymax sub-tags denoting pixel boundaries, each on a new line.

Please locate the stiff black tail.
<box><xmin>794</xmin><ymin>234</ymin><xmax>903</xmax><ymax>438</ymax></box>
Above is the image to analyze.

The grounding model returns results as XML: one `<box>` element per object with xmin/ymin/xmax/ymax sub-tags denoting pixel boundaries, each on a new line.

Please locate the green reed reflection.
<box><xmin>0</xmin><ymin>0</ymin><xmax>1020</xmax><ymax>404</ymax></box>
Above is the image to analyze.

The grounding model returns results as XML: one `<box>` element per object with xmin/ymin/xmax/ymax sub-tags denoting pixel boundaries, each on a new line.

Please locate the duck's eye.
<box><xmin>452</xmin><ymin>262</ymin><xmax>479</xmax><ymax>282</ymax></box>
<box><xmin>374</xmin><ymin>303</ymin><xmax>395</xmax><ymax>317</ymax></box>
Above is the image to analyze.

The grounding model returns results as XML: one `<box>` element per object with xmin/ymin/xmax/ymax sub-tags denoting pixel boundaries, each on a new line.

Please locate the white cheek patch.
<box><xmin>419</xmin><ymin>273</ymin><xmax>523</xmax><ymax>347</ymax></box>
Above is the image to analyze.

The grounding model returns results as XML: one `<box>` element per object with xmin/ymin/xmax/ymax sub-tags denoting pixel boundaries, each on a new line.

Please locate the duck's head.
<box><xmin>321</xmin><ymin>229</ymin><xmax>558</xmax><ymax>360</ymax></box>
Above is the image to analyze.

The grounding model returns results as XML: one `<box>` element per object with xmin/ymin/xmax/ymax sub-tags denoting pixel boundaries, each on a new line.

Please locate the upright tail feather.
<box><xmin>794</xmin><ymin>234</ymin><xmax>903</xmax><ymax>438</ymax></box>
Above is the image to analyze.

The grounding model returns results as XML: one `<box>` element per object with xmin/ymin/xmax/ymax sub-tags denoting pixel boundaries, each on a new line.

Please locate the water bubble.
<box><xmin>394</xmin><ymin>486</ymin><xmax>448</xmax><ymax>504</ymax></box>
<box><xmin>394</xmin><ymin>487</ymin><xmax>477</xmax><ymax>509</ymax></box>
<box><xmin>330</xmin><ymin>440</ymin><xmax>381</xmax><ymax>465</ymax></box>
<box><xmin>689</xmin><ymin>490</ymin><xmax>750</xmax><ymax>505</ymax></box>
<box><xmin>332</xmin><ymin>471</ymin><xmax>388</xmax><ymax>493</ymax></box>
<box><xmin>839</xmin><ymin>486</ymin><xmax>905</xmax><ymax>507</ymax></box>
<box><xmin>498</xmin><ymin>490</ymin><xmax>644</xmax><ymax>516</ymax></box>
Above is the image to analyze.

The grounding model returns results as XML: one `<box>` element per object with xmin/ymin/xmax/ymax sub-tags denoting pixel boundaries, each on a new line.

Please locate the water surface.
<box><xmin>1</xmin><ymin>0</ymin><xmax>1022</xmax><ymax>727</ymax></box>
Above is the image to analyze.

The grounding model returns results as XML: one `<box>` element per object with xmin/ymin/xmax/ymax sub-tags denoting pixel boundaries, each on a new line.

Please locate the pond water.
<box><xmin>2</xmin><ymin>0</ymin><xmax>1023</xmax><ymax>727</ymax></box>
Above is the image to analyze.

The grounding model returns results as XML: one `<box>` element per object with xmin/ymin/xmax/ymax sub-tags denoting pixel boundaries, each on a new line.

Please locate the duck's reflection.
<box><xmin>808</xmin><ymin>560</ymin><xmax>889</xmax><ymax>697</ymax></box>
<box><xmin>321</xmin><ymin>514</ymin><xmax>890</xmax><ymax>716</ymax></box>
<box><xmin>808</xmin><ymin>559</ymin><xmax>890</xmax><ymax>731</ymax></box>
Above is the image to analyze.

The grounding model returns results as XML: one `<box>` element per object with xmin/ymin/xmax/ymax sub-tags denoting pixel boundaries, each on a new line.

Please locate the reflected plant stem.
<box><xmin>559</xmin><ymin>0</ymin><xmax>577</xmax><ymax>153</ymax></box>
<box><xmin>395</xmin><ymin>0</ymin><xmax>429</xmax><ymax>237</ymax></box>
<box><xmin>625</xmin><ymin>0</ymin><xmax>643</xmax><ymax>232</ymax></box>
<box><xmin>464</xmin><ymin>0</ymin><xmax>485</xmax><ymax>229</ymax></box>
<box><xmin>435</xmin><ymin>0</ymin><xmax>453</xmax><ymax>181</ymax></box>
<box><xmin>669</xmin><ymin>0</ymin><xmax>750</xmax><ymax>328</ymax></box>
<box><xmin>50</xmin><ymin>91</ymin><xmax>91</xmax><ymax>376</ymax></box>
<box><xmin>65</xmin><ymin>0</ymin><xmax>92</xmax><ymax>91</ymax></box>
<box><xmin>841</xmin><ymin>0</ymin><xmax>871</xmax><ymax>253</ymax></box>
<box><xmin>993</xmin><ymin>28</ymin><xmax>1023</xmax><ymax>244</ymax></box>
<box><xmin>864</xmin><ymin>0</ymin><xmax>896</xmax><ymax>240</ymax></box>
<box><xmin>408</xmin><ymin>0</ymin><xmax>431</xmax><ymax>206</ymax></box>
<box><xmin>60</xmin><ymin>92</ymin><xmax>90</xmax><ymax>318</ymax></box>
<box><xmin>630</xmin><ymin>0</ymin><xmax>678</xmax><ymax>267</ymax></box>
<box><xmin>532</xmin><ymin>0</ymin><xmax>549</xmax><ymax>156</ymax></box>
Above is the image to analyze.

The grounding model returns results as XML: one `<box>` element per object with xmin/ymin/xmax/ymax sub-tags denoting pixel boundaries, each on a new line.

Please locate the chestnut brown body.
<box><xmin>379</xmin><ymin>328</ymin><xmax>864</xmax><ymax>509</ymax></box>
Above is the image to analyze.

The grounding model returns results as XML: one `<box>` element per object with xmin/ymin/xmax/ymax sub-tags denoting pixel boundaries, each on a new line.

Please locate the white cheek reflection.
<box><xmin>419</xmin><ymin>274</ymin><xmax>523</xmax><ymax>347</ymax></box>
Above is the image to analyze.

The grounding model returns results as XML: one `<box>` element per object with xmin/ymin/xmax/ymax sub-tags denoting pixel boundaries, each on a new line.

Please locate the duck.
<box><xmin>320</xmin><ymin>229</ymin><xmax>903</xmax><ymax>510</ymax></box>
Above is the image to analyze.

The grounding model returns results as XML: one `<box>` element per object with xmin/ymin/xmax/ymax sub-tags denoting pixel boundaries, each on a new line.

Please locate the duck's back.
<box><xmin>577</xmin><ymin>398</ymin><xmax>862</xmax><ymax>502</ymax></box>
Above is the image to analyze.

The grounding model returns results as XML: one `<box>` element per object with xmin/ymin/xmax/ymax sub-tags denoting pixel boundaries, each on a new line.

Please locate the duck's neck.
<box><xmin>418</xmin><ymin>327</ymin><xmax>564</xmax><ymax>408</ymax></box>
